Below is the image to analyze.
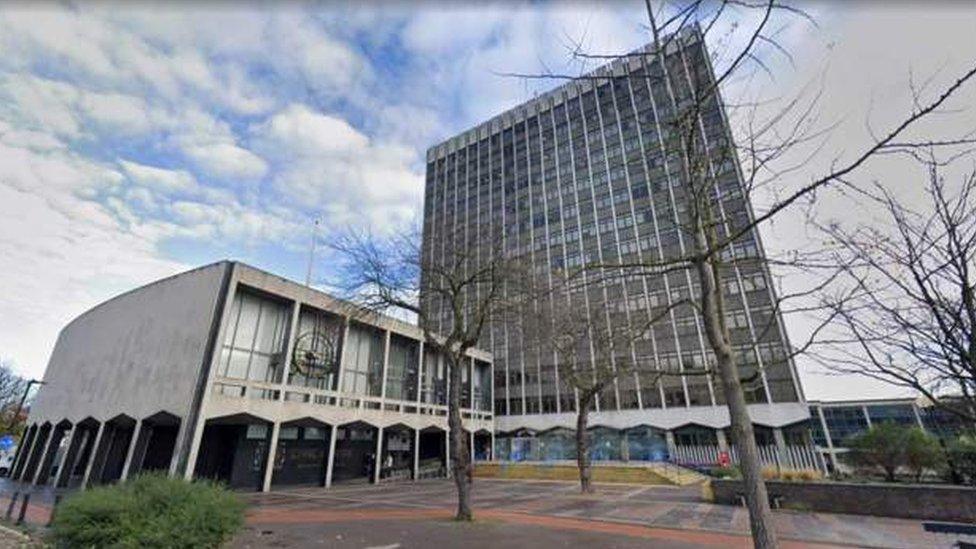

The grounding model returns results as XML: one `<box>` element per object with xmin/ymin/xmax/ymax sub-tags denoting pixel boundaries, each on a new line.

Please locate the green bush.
<box><xmin>843</xmin><ymin>423</ymin><xmax>944</xmax><ymax>482</ymax></box>
<box><xmin>51</xmin><ymin>473</ymin><xmax>245</xmax><ymax>548</ymax></box>
<box><xmin>710</xmin><ymin>466</ymin><xmax>740</xmax><ymax>479</ymax></box>
<box><xmin>948</xmin><ymin>433</ymin><xmax>976</xmax><ymax>485</ymax></box>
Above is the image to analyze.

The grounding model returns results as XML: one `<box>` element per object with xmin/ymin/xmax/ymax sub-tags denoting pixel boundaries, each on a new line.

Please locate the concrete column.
<box><xmin>261</xmin><ymin>422</ymin><xmax>281</xmax><ymax>492</ymax></box>
<box><xmin>280</xmin><ymin>301</ymin><xmax>302</xmax><ymax>391</ymax></box>
<box><xmin>716</xmin><ymin>429</ymin><xmax>729</xmax><ymax>452</ymax></box>
<box><xmin>335</xmin><ymin>318</ymin><xmax>351</xmax><ymax>395</ymax></box>
<box><xmin>9</xmin><ymin>425</ymin><xmax>35</xmax><ymax>479</ymax></box>
<box><xmin>469</xmin><ymin>431</ymin><xmax>475</xmax><ymax>463</ymax></box>
<box><xmin>490</xmin><ymin>431</ymin><xmax>496</xmax><ymax>462</ymax></box>
<box><xmin>416</xmin><ymin>341</ymin><xmax>424</xmax><ymax>405</ymax></box>
<box><xmin>468</xmin><ymin>357</ymin><xmax>474</xmax><ymax>411</ymax></box>
<box><xmin>30</xmin><ymin>429</ymin><xmax>57</xmax><ymax>485</ymax></box>
<box><xmin>325</xmin><ymin>424</ymin><xmax>338</xmax><ymax>487</ymax></box>
<box><xmin>81</xmin><ymin>423</ymin><xmax>106</xmax><ymax>489</ymax></box>
<box><xmin>413</xmin><ymin>429</ymin><xmax>420</xmax><ymax>480</ymax></box>
<box><xmin>773</xmin><ymin>428</ymin><xmax>787</xmax><ymax>452</ymax></box>
<box><xmin>665</xmin><ymin>430</ymin><xmax>677</xmax><ymax>458</ymax></box>
<box><xmin>620</xmin><ymin>432</ymin><xmax>630</xmax><ymax>462</ymax></box>
<box><xmin>21</xmin><ymin>427</ymin><xmax>50</xmax><ymax>483</ymax></box>
<box><xmin>53</xmin><ymin>427</ymin><xmax>82</xmax><ymax>488</ymax></box>
<box><xmin>119</xmin><ymin>420</ymin><xmax>143</xmax><ymax>482</ymax></box>
<box><xmin>380</xmin><ymin>330</ymin><xmax>391</xmax><ymax>403</ymax></box>
<box><xmin>773</xmin><ymin>427</ymin><xmax>788</xmax><ymax>469</ymax></box>
<box><xmin>180</xmin><ymin>419</ymin><xmax>207</xmax><ymax>480</ymax></box>
<box><xmin>444</xmin><ymin>429</ymin><xmax>450</xmax><ymax>478</ymax></box>
<box><xmin>12</xmin><ymin>425</ymin><xmax>38</xmax><ymax>480</ymax></box>
<box><xmin>373</xmin><ymin>426</ymin><xmax>384</xmax><ymax>484</ymax></box>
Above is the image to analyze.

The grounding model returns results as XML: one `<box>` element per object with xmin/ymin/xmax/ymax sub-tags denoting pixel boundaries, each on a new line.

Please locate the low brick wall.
<box><xmin>710</xmin><ymin>479</ymin><xmax>976</xmax><ymax>523</ymax></box>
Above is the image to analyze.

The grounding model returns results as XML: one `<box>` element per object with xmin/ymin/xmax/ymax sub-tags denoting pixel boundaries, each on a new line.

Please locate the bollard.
<box><xmin>47</xmin><ymin>494</ymin><xmax>62</xmax><ymax>527</ymax></box>
<box><xmin>4</xmin><ymin>492</ymin><xmax>18</xmax><ymax>520</ymax></box>
<box><xmin>15</xmin><ymin>492</ymin><xmax>29</xmax><ymax>525</ymax></box>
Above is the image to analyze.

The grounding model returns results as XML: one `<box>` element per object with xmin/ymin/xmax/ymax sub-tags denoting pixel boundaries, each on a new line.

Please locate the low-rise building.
<box><xmin>808</xmin><ymin>397</ymin><xmax>970</xmax><ymax>471</ymax></box>
<box><xmin>12</xmin><ymin>261</ymin><xmax>492</xmax><ymax>491</ymax></box>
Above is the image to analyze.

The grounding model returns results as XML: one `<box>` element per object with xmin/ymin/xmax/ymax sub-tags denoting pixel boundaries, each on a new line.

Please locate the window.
<box><xmin>341</xmin><ymin>324</ymin><xmax>385</xmax><ymax>396</ymax></box>
<box><xmin>218</xmin><ymin>290</ymin><xmax>290</xmax><ymax>383</ymax></box>
<box><xmin>385</xmin><ymin>335</ymin><xmax>419</xmax><ymax>402</ymax></box>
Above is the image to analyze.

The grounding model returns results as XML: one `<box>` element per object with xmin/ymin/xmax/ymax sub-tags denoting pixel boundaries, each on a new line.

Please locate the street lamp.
<box><xmin>7</xmin><ymin>379</ymin><xmax>43</xmax><ymax>434</ymax></box>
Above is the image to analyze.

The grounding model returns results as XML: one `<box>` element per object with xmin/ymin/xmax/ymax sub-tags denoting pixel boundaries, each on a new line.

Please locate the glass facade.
<box><xmin>288</xmin><ymin>306</ymin><xmax>344</xmax><ymax>390</ymax></box>
<box><xmin>218</xmin><ymin>289</ymin><xmax>290</xmax><ymax>382</ymax></box>
<box><xmin>385</xmin><ymin>334</ymin><xmax>419</xmax><ymax>402</ymax></box>
<box><xmin>866</xmin><ymin>404</ymin><xmax>917</xmax><ymax>427</ymax></box>
<box><xmin>421</xmin><ymin>30</ymin><xmax>801</xmax><ymax>420</ymax></box>
<box><xmin>821</xmin><ymin>406</ymin><xmax>869</xmax><ymax>446</ymax></box>
<box><xmin>495</xmin><ymin>426</ymin><xmax>671</xmax><ymax>462</ymax></box>
<box><xmin>341</xmin><ymin>323</ymin><xmax>385</xmax><ymax>397</ymax></box>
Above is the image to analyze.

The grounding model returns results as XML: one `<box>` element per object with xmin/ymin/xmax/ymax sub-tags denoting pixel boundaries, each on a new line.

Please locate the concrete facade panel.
<box><xmin>29</xmin><ymin>262</ymin><xmax>229</xmax><ymax>425</ymax></box>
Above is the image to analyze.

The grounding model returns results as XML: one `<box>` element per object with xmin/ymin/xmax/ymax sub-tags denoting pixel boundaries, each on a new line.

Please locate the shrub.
<box><xmin>759</xmin><ymin>467</ymin><xmax>822</xmax><ymax>482</ymax></box>
<box><xmin>842</xmin><ymin>423</ymin><xmax>942</xmax><ymax>482</ymax></box>
<box><xmin>948</xmin><ymin>433</ymin><xmax>976</xmax><ymax>485</ymax></box>
<box><xmin>51</xmin><ymin>473</ymin><xmax>245</xmax><ymax>548</ymax></box>
<box><xmin>710</xmin><ymin>466</ymin><xmax>740</xmax><ymax>479</ymax></box>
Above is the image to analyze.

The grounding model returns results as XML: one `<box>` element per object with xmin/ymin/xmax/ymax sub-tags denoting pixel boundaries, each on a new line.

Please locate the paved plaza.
<box><xmin>237</xmin><ymin>479</ymin><xmax>964</xmax><ymax>548</ymax></box>
<box><xmin>0</xmin><ymin>477</ymin><xmax>971</xmax><ymax>548</ymax></box>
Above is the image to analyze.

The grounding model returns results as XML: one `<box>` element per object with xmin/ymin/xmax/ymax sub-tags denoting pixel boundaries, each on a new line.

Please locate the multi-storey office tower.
<box><xmin>422</xmin><ymin>27</ymin><xmax>810</xmax><ymax>461</ymax></box>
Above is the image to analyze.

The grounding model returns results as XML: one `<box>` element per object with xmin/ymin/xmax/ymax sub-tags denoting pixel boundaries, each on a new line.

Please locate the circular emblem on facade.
<box><xmin>291</xmin><ymin>330</ymin><xmax>337</xmax><ymax>378</ymax></box>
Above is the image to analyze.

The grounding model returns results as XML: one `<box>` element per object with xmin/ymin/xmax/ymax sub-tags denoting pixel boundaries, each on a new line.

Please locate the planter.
<box><xmin>710</xmin><ymin>479</ymin><xmax>976</xmax><ymax>522</ymax></box>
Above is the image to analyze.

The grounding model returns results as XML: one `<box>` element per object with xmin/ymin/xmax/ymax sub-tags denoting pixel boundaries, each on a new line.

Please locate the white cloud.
<box><xmin>253</xmin><ymin>103</ymin><xmax>423</xmax><ymax>231</ymax></box>
<box><xmin>119</xmin><ymin>160</ymin><xmax>198</xmax><ymax>194</ymax></box>
<box><xmin>182</xmin><ymin>142</ymin><xmax>269</xmax><ymax>181</ymax></box>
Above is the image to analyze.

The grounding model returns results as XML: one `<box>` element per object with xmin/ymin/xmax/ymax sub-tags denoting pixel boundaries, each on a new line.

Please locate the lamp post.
<box><xmin>8</xmin><ymin>379</ymin><xmax>43</xmax><ymax>435</ymax></box>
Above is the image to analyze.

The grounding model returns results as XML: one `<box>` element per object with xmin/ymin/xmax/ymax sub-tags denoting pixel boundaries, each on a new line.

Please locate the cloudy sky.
<box><xmin>1</xmin><ymin>1</ymin><xmax>973</xmax><ymax>401</ymax></box>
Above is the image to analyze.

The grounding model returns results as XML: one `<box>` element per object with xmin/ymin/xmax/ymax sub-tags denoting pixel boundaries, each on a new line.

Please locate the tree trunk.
<box><xmin>447</xmin><ymin>353</ymin><xmax>472</xmax><ymax>520</ymax></box>
<box><xmin>695</xmin><ymin>248</ymin><xmax>778</xmax><ymax>547</ymax></box>
<box><xmin>576</xmin><ymin>395</ymin><xmax>594</xmax><ymax>494</ymax></box>
<box><xmin>714</xmin><ymin>346</ymin><xmax>778</xmax><ymax>548</ymax></box>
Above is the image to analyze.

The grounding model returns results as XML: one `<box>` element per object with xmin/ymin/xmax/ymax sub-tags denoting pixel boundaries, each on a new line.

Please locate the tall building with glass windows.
<box><xmin>423</xmin><ymin>27</ymin><xmax>809</xmax><ymax>462</ymax></box>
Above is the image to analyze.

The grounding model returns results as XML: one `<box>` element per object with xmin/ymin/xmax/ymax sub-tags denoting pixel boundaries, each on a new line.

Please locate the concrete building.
<box><xmin>12</xmin><ymin>261</ymin><xmax>492</xmax><ymax>491</ymax></box>
<box><xmin>421</xmin><ymin>27</ymin><xmax>808</xmax><ymax>464</ymax></box>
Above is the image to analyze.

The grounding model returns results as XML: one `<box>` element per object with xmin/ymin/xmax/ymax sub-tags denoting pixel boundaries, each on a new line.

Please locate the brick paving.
<box><xmin>240</xmin><ymin>479</ymin><xmax>971</xmax><ymax>548</ymax></box>
<box><xmin>2</xmin><ymin>477</ymin><xmax>971</xmax><ymax>548</ymax></box>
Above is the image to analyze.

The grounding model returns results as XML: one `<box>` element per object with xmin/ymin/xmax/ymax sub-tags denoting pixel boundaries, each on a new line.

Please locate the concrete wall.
<box><xmin>711</xmin><ymin>479</ymin><xmax>976</xmax><ymax>523</ymax></box>
<box><xmin>29</xmin><ymin>262</ymin><xmax>230</xmax><ymax>425</ymax></box>
<box><xmin>495</xmin><ymin>402</ymin><xmax>810</xmax><ymax>433</ymax></box>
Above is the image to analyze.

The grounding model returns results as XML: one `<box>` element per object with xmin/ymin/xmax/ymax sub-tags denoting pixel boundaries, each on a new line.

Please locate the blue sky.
<box><xmin>1</xmin><ymin>2</ymin><xmax>973</xmax><ymax>401</ymax></box>
<box><xmin>0</xmin><ymin>2</ymin><xmax>653</xmax><ymax>378</ymax></box>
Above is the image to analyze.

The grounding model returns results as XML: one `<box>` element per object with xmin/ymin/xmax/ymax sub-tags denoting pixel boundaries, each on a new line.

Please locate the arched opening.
<box><xmin>271</xmin><ymin>418</ymin><xmax>331</xmax><ymax>488</ymax></box>
<box><xmin>58</xmin><ymin>417</ymin><xmax>99</xmax><ymax>488</ymax></box>
<box><xmin>90</xmin><ymin>414</ymin><xmax>137</xmax><ymax>485</ymax></box>
<box><xmin>35</xmin><ymin>419</ymin><xmax>72</xmax><ymax>485</ymax></box>
<box><xmin>473</xmin><ymin>430</ymin><xmax>492</xmax><ymax>461</ymax></box>
<box><xmin>194</xmin><ymin>413</ymin><xmax>272</xmax><ymax>490</ymax></box>
<box><xmin>379</xmin><ymin>424</ymin><xmax>414</xmax><ymax>481</ymax></box>
<box><xmin>332</xmin><ymin>421</ymin><xmax>378</xmax><ymax>484</ymax></box>
<box><xmin>129</xmin><ymin>411</ymin><xmax>182</xmax><ymax>477</ymax></box>
<box><xmin>417</xmin><ymin>426</ymin><xmax>446</xmax><ymax>478</ymax></box>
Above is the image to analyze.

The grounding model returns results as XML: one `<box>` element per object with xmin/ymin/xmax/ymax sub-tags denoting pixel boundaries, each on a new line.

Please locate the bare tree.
<box><xmin>0</xmin><ymin>359</ymin><xmax>28</xmax><ymax>434</ymax></box>
<box><xmin>815</xmin><ymin>155</ymin><xmax>976</xmax><ymax>428</ymax></box>
<box><xmin>525</xmin><ymin>274</ymin><xmax>669</xmax><ymax>492</ymax></box>
<box><xmin>330</xmin><ymin>225</ymin><xmax>527</xmax><ymax>520</ymax></box>
<box><xmin>500</xmin><ymin>1</ymin><xmax>976</xmax><ymax>546</ymax></box>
